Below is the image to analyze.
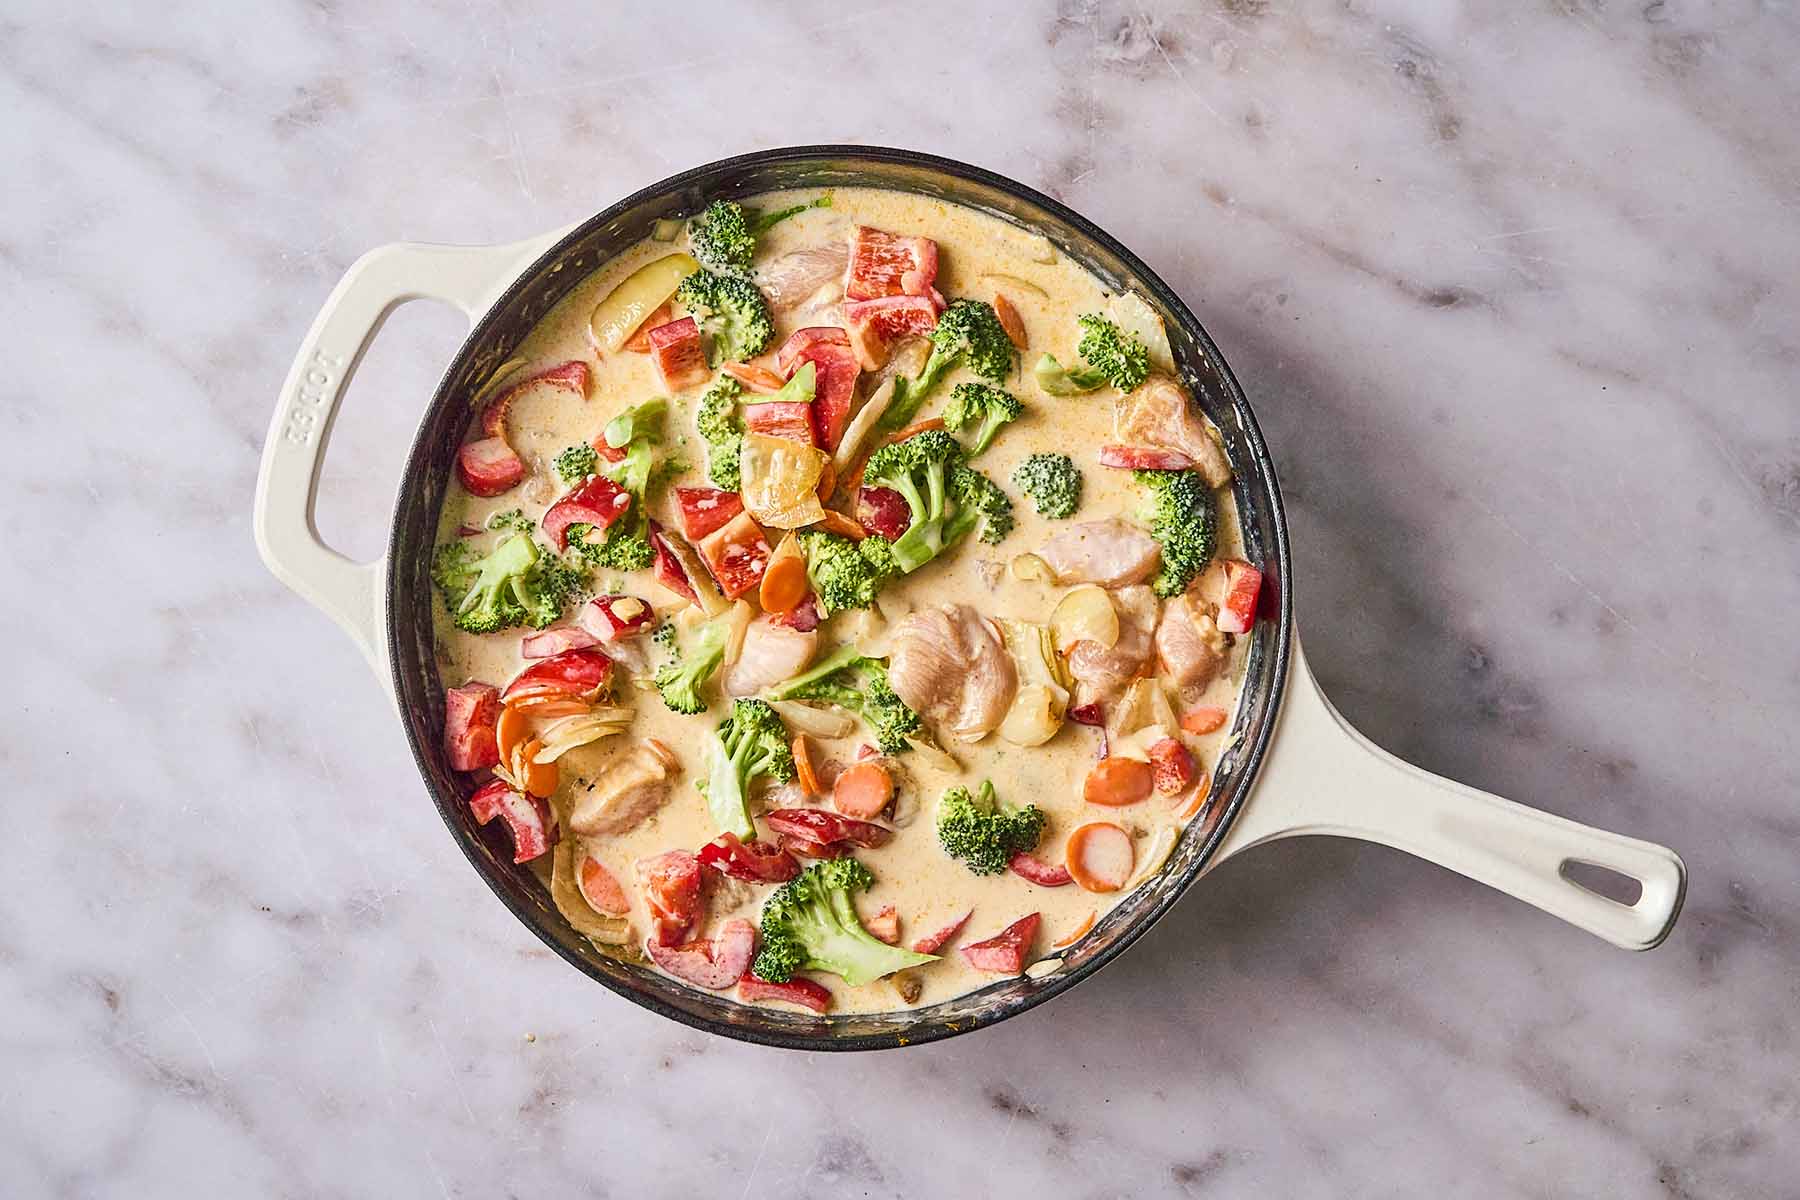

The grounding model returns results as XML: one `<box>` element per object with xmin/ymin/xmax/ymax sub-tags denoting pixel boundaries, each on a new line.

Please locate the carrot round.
<box><xmin>759</xmin><ymin>550</ymin><xmax>808</xmax><ymax>614</ymax></box>
<box><xmin>577</xmin><ymin>853</ymin><xmax>631</xmax><ymax>916</ymax></box>
<box><xmin>1173</xmin><ymin>772</ymin><xmax>1212</xmax><ymax>821</ymax></box>
<box><xmin>1180</xmin><ymin>705</ymin><xmax>1229</xmax><ymax>735</ymax></box>
<box><xmin>792</xmin><ymin>734</ymin><xmax>823</xmax><ymax>797</ymax></box>
<box><xmin>832</xmin><ymin>761</ymin><xmax>894</xmax><ymax>820</ymax></box>
<box><xmin>1083</xmin><ymin>757</ymin><xmax>1154</xmax><ymax>807</ymax></box>
<box><xmin>1066</xmin><ymin>823</ymin><xmax>1134</xmax><ymax>893</ymax></box>
<box><xmin>1051</xmin><ymin>910</ymin><xmax>1097</xmax><ymax>948</ymax></box>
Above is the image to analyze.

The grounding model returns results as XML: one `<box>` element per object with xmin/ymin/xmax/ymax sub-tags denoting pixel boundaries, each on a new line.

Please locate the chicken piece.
<box><xmin>1067</xmin><ymin>585</ymin><xmax>1157</xmax><ymax>708</ymax></box>
<box><xmin>569</xmin><ymin>742</ymin><xmax>677</xmax><ymax>836</ymax></box>
<box><xmin>722</xmin><ymin>615</ymin><xmax>818</xmax><ymax>697</ymax></box>
<box><xmin>1038</xmin><ymin>520</ymin><xmax>1160</xmax><ymax>588</ymax></box>
<box><xmin>887</xmin><ymin>604</ymin><xmax>1018</xmax><ymax>740</ymax></box>
<box><xmin>1114</xmin><ymin>376</ymin><xmax>1232</xmax><ymax>488</ymax></box>
<box><xmin>1155</xmin><ymin>592</ymin><xmax>1230</xmax><ymax>700</ymax></box>
<box><xmin>758</xmin><ymin>244</ymin><xmax>850</xmax><ymax>310</ymax></box>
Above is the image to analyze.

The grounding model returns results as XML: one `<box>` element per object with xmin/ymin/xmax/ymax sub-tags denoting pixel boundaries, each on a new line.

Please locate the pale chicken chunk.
<box><xmin>1155</xmin><ymin>592</ymin><xmax>1230</xmax><ymax>700</ymax></box>
<box><xmin>722</xmin><ymin>615</ymin><xmax>817</xmax><ymax>697</ymax></box>
<box><xmin>888</xmin><ymin>604</ymin><xmax>1017</xmax><ymax>740</ymax></box>
<box><xmin>568</xmin><ymin>742</ymin><xmax>677</xmax><ymax>836</ymax></box>
<box><xmin>1037</xmin><ymin>520</ymin><xmax>1161</xmax><ymax>588</ymax></box>
<box><xmin>1068</xmin><ymin>585</ymin><xmax>1157</xmax><ymax>708</ymax></box>
<box><xmin>1115</xmin><ymin>376</ymin><xmax>1232</xmax><ymax>488</ymax></box>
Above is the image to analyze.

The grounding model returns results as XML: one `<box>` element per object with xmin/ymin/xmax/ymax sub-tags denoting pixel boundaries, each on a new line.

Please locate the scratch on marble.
<box><xmin>737</xmin><ymin>1119</ymin><xmax>776</xmax><ymax>1200</ymax></box>
<box><xmin>426</xmin><ymin>1015</ymin><xmax>478</xmax><ymax>1127</ymax></box>
<box><xmin>1135</xmin><ymin>7</ymin><xmax>1227</xmax><ymax>127</ymax></box>
<box><xmin>148</xmin><ymin>980</ymin><xmax>222</xmax><ymax>1081</ymax></box>
<box><xmin>1462</xmin><ymin>491</ymin><xmax>1638</xmax><ymax>635</ymax></box>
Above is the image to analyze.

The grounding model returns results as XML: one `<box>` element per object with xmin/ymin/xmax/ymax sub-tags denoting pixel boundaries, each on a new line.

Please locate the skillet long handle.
<box><xmin>1212</xmin><ymin>638</ymin><xmax>1686</xmax><ymax>950</ymax></box>
<box><xmin>252</xmin><ymin>235</ymin><xmax>562</xmax><ymax>689</ymax></box>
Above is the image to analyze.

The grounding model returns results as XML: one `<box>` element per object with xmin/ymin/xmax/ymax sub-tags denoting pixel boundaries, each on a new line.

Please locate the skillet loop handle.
<box><xmin>253</xmin><ymin>240</ymin><xmax>548</xmax><ymax>687</ymax></box>
<box><xmin>1217</xmin><ymin>640</ymin><xmax>1686</xmax><ymax>951</ymax></box>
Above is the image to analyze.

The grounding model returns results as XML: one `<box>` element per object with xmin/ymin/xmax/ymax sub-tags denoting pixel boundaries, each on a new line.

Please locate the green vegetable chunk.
<box><xmin>942</xmin><ymin>382</ymin><xmax>1023</xmax><ymax>458</ymax></box>
<box><xmin>861</xmin><ymin>429</ymin><xmax>1013</xmax><ymax>574</ymax></box>
<box><xmin>675</xmin><ymin>270</ymin><xmax>775</xmax><ymax>364</ymax></box>
<box><xmin>1012</xmin><ymin>452</ymin><xmax>1083</xmax><ymax>519</ymax></box>
<box><xmin>1033</xmin><ymin>312</ymin><xmax>1151</xmax><ymax>395</ymax></box>
<box><xmin>430</xmin><ymin>533</ymin><xmax>584</xmax><ymax>635</ymax></box>
<box><xmin>701</xmin><ymin>699</ymin><xmax>794</xmax><ymax>839</ymax></box>
<box><xmin>881</xmin><ymin>299</ymin><xmax>1016</xmax><ymax>431</ymax></box>
<box><xmin>1135</xmin><ymin>468</ymin><xmax>1218</xmax><ymax>598</ymax></box>
<box><xmin>935</xmin><ymin>780</ymin><xmax>1047</xmax><ymax>876</ymax></box>
<box><xmin>764</xmin><ymin>645</ymin><xmax>921</xmax><ymax>756</ymax></box>
<box><xmin>752</xmin><ymin>858</ymin><xmax>937</xmax><ymax>986</ymax></box>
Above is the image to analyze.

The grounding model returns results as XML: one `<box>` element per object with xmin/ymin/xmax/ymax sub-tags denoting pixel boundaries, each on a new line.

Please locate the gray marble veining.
<box><xmin>4</xmin><ymin>1</ymin><xmax>1797</xmax><ymax>1196</ymax></box>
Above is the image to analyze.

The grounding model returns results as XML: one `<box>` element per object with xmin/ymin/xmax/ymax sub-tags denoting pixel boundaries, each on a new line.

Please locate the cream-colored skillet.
<box><xmin>254</xmin><ymin>146</ymin><xmax>1684</xmax><ymax>1050</ymax></box>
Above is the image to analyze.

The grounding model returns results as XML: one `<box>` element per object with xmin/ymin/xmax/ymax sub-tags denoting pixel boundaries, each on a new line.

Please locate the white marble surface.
<box><xmin>6</xmin><ymin>1</ymin><xmax>1798</xmax><ymax>1195</ymax></box>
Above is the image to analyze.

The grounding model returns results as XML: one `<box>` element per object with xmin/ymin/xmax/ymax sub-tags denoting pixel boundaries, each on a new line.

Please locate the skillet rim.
<box><xmin>387</xmin><ymin>144</ymin><xmax>1293</xmax><ymax>1050</ymax></box>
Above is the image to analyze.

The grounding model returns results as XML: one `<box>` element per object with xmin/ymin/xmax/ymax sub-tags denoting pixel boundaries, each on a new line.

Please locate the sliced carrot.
<box><xmin>1180</xmin><ymin>705</ymin><xmax>1230</xmax><ymax>735</ymax></box>
<box><xmin>792</xmin><ymin>734</ymin><xmax>823</xmax><ymax>797</ymax></box>
<box><xmin>1173</xmin><ymin>772</ymin><xmax>1212</xmax><ymax>821</ymax></box>
<box><xmin>832</xmin><ymin>761</ymin><xmax>894</xmax><ymax>820</ymax></box>
<box><xmin>1083</xmin><ymin>757</ymin><xmax>1154</xmax><ymax>807</ymax></box>
<box><xmin>577</xmin><ymin>853</ymin><xmax>631</xmax><ymax>916</ymax></box>
<box><xmin>1066</xmin><ymin>822</ymin><xmax>1134</xmax><ymax>893</ymax></box>
<box><xmin>814</xmin><ymin>510</ymin><xmax>867</xmax><ymax>541</ymax></box>
<box><xmin>993</xmin><ymin>294</ymin><xmax>1026</xmax><ymax>350</ymax></box>
<box><xmin>721</xmin><ymin>360</ymin><xmax>786</xmax><ymax>393</ymax></box>
<box><xmin>497</xmin><ymin>703</ymin><xmax>531</xmax><ymax>765</ymax></box>
<box><xmin>816</xmin><ymin>456</ymin><xmax>837</xmax><ymax>504</ymax></box>
<box><xmin>1051</xmin><ymin>910</ymin><xmax>1097</xmax><ymax>948</ymax></box>
<box><xmin>887</xmin><ymin>417</ymin><xmax>945</xmax><ymax>444</ymax></box>
<box><xmin>516</xmin><ymin>737</ymin><xmax>559</xmax><ymax>798</ymax></box>
<box><xmin>621</xmin><ymin>302</ymin><xmax>674</xmax><ymax>353</ymax></box>
<box><xmin>759</xmin><ymin>550</ymin><xmax>809</xmax><ymax>614</ymax></box>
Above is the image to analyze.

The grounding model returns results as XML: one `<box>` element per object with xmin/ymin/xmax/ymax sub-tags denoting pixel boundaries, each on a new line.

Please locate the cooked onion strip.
<box><xmin>769</xmin><ymin>700</ymin><xmax>856</xmax><ymax>739</ymax></box>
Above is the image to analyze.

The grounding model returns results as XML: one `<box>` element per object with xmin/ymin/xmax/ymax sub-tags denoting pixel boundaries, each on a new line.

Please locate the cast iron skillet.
<box><xmin>255</xmin><ymin>146</ymin><xmax>1683</xmax><ymax>1051</ymax></box>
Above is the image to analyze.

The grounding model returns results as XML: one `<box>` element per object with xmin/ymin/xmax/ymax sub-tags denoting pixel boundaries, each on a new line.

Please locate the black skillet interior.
<box><xmin>388</xmin><ymin>147</ymin><xmax>1292</xmax><ymax>1050</ymax></box>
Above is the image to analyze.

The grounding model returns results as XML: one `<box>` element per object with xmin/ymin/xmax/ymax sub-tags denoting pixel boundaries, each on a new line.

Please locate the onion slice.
<box><xmin>769</xmin><ymin>700</ymin><xmax>857</xmax><ymax>739</ymax></box>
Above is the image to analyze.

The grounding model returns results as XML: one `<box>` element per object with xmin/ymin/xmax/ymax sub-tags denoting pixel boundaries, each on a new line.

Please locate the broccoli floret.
<box><xmin>765</xmin><ymin>645</ymin><xmax>921</xmax><ymax>756</ymax></box>
<box><xmin>701</xmin><ymin>698</ymin><xmax>795</xmax><ymax>839</ymax></box>
<box><xmin>1032</xmin><ymin>313</ymin><xmax>1151</xmax><ymax>395</ymax></box>
<box><xmin>676</xmin><ymin>270</ymin><xmax>775</xmax><ymax>364</ymax></box>
<box><xmin>796</xmin><ymin>530</ymin><xmax>898</xmax><ymax>615</ymax></box>
<box><xmin>1135</xmin><ymin>468</ymin><xmax>1218</xmax><ymax>598</ymax></box>
<box><xmin>1012</xmin><ymin>452</ymin><xmax>1082</xmax><ymax>519</ymax></box>
<box><xmin>430</xmin><ymin>533</ymin><xmax>581</xmax><ymax>634</ymax></box>
<box><xmin>651</xmin><ymin>619</ymin><xmax>678</xmax><ymax>655</ymax></box>
<box><xmin>942</xmin><ymin>382</ymin><xmax>1023</xmax><ymax>458</ymax></box>
<box><xmin>695</xmin><ymin>375</ymin><xmax>744</xmax><ymax>491</ymax></box>
<box><xmin>880</xmin><ymin>299</ymin><xmax>1015</xmax><ymax>432</ymax></box>
<box><xmin>946</xmin><ymin>464</ymin><xmax>1015</xmax><ymax>546</ymax></box>
<box><xmin>482</xmin><ymin>508</ymin><xmax>536</xmax><ymax>534</ymax></box>
<box><xmin>687</xmin><ymin>200</ymin><xmax>755</xmax><ymax>277</ymax></box>
<box><xmin>554</xmin><ymin>444</ymin><xmax>599</xmax><ymax>484</ymax></box>
<box><xmin>652</xmin><ymin>613</ymin><xmax>731</xmax><ymax>714</ymax></box>
<box><xmin>570</xmin><ymin>398</ymin><xmax>667</xmax><ymax>572</ymax></box>
<box><xmin>858</xmin><ymin>534</ymin><xmax>899</xmax><ymax>579</ymax></box>
<box><xmin>861</xmin><ymin>429</ymin><xmax>1009</xmax><ymax>571</ymax></box>
<box><xmin>751</xmin><ymin>858</ymin><xmax>936</xmax><ymax>985</ymax></box>
<box><xmin>936</xmin><ymin>780</ymin><xmax>1047</xmax><ymax>876</ymax></box>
